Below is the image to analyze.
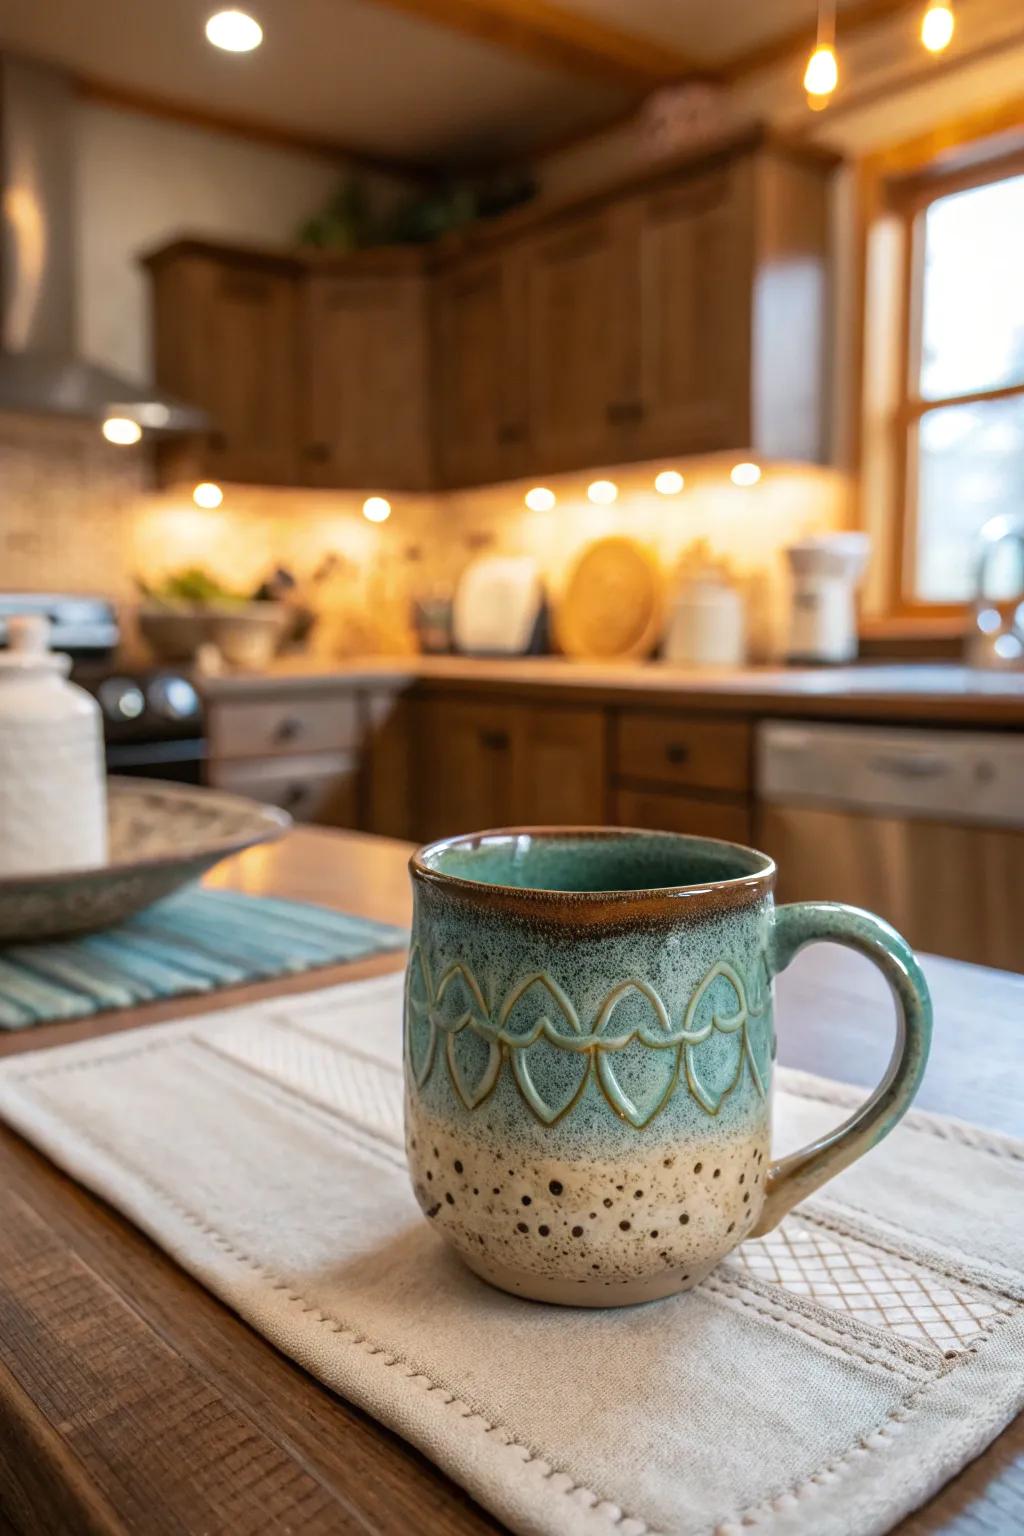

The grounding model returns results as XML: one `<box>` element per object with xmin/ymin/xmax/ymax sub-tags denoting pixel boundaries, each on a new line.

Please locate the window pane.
<box><xmin>919</xmin><ymin>173</ymin><xmax>1024</xmax><ymax>401</ymax></box>
<box><xmin>914</xmin><ymin>394</ymin><xmax>1024</xmax><ymax>601</ymax></box>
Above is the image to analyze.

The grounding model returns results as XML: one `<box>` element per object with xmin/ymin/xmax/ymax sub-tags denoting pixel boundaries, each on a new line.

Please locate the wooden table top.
<box><xmin>0</xmin><ymin>825</ymin><xmax>1021</xmax><ymax>1535</ymax></box>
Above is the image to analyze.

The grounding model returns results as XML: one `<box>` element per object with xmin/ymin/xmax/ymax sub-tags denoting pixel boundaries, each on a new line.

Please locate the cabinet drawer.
<box><xmin>208</xmin><ymin>751</ymin><xmax>359</xmax><ymax>826</ymax></box>
<box><xmin>614</xmin><ymin>788</ymin><xmax>751</xmax><ymax>844</ymax></box>
<box><xmin>614</xmin><ymin>711</ymin><xmax>751</xmax><ymax>793</ymax></box>
<box><xmin>207</xmin><ymin>693</ymin><xmax>361</xmax><ymax>761</ymax></box>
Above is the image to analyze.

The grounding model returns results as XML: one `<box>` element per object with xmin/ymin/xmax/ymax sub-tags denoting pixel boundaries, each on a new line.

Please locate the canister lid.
<box><xmin>0</xmin><ymin>614</ymin><xmax>71</xmax><ymax>675</ymax></box>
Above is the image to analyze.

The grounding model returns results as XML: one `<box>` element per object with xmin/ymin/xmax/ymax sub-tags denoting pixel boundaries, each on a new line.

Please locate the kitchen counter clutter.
<box><xmin>0</xmin><ymin>826</ymin><xmax>1020</xmax><ymax>1536</ymax></box>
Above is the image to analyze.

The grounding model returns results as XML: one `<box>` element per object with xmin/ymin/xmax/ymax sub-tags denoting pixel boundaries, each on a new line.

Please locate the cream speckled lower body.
<box><xmin>406</xmin><ymin>1101</ymin><xmax>768</xmax><ymax>1306</ymax></box>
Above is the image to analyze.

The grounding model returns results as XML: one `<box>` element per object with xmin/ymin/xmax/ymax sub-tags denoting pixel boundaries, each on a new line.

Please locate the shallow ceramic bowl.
<box><xmin>0</xmin><ymin>778</ymin><xmax>291</xmax><ymax>943</ymax></box>
<box><xmin>138</xmin><ymin>602</ymin><xmax>285</xmax><ymax>664</ymax></box>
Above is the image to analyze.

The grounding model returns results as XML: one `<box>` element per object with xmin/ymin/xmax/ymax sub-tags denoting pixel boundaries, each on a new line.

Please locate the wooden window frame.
<box><xmin>887</xmin><ymin>145</ymin><xmax>1024</xmax><ymax>618</ymax></box>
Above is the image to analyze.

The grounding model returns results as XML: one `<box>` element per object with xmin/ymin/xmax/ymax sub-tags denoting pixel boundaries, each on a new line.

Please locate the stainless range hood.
<box><xmin>0</xmin><ymin>54</ymin><xmax>208</xmax><ymax>433</ymax></box>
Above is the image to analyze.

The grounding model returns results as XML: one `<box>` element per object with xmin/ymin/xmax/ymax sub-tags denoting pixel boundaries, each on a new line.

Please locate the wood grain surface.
<box><xmin>0</xmin><ymin>825</ymin><xmax>1021</xmax><ymax>1535</ymax></box>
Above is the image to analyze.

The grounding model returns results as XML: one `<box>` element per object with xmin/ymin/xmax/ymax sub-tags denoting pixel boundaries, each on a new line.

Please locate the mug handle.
<box><xmin>751</xmin><ymin>901</ymin><xmax>932</xmax><ymax>1237</ymax></box>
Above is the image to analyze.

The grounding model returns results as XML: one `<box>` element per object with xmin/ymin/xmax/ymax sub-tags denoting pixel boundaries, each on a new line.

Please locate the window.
<box><xmin>898</xmin><ymin>157</ymin><xmax>1024</xmax><ymax>606</ymax></box>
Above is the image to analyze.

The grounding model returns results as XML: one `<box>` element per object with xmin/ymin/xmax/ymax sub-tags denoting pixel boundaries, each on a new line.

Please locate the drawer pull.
<box><xmin>274</xmin><ymin>717</ymin><xmax>304</xmax><ymax>745</ymax></box>
<box><xmin>480</xmin><ymin>728</ymin><xmax>510</xmax><ymax>751</ymax></box>
<box><xmin>665</xmin><ymin>743</ymin><xmax>690</xmax><ymax>766</ymax></box>
<box><xmin>282</xmin><ymin>783</ymin><xmax>306</xmax><ymax>809</ymax></box>
<box><xmin>303</xmin><ymin>442</ymin><xmax>331</xmax><ymax>462</ymax></box>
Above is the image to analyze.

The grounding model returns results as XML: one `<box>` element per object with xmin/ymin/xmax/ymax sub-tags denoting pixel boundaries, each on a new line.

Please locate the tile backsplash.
<box><xmin>1</xmin><ymin>415</ymin><xmax>851</xmax><ymax>659</ymax></box>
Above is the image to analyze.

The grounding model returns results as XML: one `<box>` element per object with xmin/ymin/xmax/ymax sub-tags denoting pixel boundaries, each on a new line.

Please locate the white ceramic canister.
<box><xmin>0</xmin><ymin>614</ymin><xmax>108</xmax><ymax>876</ymax></box>
<box><xmin>662</xmin><ymin>573</ymin><xmax>747</xmax><ymax>667</ymax></box>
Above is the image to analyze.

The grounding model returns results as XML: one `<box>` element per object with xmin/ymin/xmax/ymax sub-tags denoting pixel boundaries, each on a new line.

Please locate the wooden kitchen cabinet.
<box><xmin>145</xmin><ymin>242</ymin><xmax>301</xmax><ymax>486</ymax></box>
<box><xmin>413</xmin><ymin>695</ymin><xmax>606</xmax><ymax>840</ymax></box>
<box><xmin>614</xmin><ymin>787</ymin><xmax>752</xmax><ymax>843</ymax></box>
<box><xmin>522</xmin><ymin>206</ymin><xmax>631</xmax><ymax>472</ymax></box>
<box><xmin>301</xmin><ymin>256</ymin><xmax>431</xmax><ymax>490</ymax></box>
<box><xmin>204</xmin><ymin>685</ymin><xmax>364</xmax><ymax>829</ymax></box>
<box><xmin>626</xmin><ymin>161</ymin><xmax>753</xmax><ymax>458</ymax></box>
<box><xmin>432</xmin><ymin>249</ymin><xmax>528</xmax><ymax>486</ymax></box>
<box><xmin>146</xmin><ymin>133</ymin><xmax>834</xmax><ymax>491</ymax></box>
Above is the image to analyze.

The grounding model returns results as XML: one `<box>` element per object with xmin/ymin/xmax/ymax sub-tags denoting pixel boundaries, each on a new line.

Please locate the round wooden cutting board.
<box><xmin>555</xmin><ymin>536</ymin><xmax>665</xmax><ymax>660</ymax></box>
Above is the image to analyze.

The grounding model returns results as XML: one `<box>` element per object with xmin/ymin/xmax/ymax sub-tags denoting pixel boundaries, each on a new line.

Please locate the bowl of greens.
<box><xmin>138</xmin><ymin>568</ymin><xmax>286</xmax><ymax>667</ymax></box>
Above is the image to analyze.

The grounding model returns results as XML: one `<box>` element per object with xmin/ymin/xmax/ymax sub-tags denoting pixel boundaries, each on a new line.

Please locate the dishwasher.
<box><xmin>756</xmin><ymin>721</ymin><xmax>1024</xmax><ymax>972</ymax></box>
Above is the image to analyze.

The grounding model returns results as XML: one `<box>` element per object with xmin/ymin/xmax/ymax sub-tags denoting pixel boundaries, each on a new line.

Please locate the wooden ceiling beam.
<box><xmin>355</xmin><ymin>0</ymin><xmax>703</xmax><ymax>91</ymax></box>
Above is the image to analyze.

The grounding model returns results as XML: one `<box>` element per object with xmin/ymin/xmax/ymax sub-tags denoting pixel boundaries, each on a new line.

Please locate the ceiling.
<box><xmin>0</xmin><ymin>0</ymin><xmax>883</xmax><ymax>168</ymax></box>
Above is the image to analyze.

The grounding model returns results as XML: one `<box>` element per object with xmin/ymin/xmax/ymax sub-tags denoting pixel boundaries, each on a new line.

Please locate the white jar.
<box><xmin>662</xmin><ymin>574</ymin><xmax>747</xmax><ymax>667</ymax></box>
<box><xmin>0</xmin><ymin>614</ymin><xmax>108</xmax><ymax>876</ymax></box>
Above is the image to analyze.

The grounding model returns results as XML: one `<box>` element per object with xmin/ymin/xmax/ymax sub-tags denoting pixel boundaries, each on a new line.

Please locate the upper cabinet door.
<box><xmin>302</xmin><ymin>270</ymin><xmax>431</xmax><ymax>491</ymax></box>
<box><xmin>203</xmin><ymin>262</ymin><xmax>300</xmax><ymax>485</ymax></box>
<box><xmin>432</xmin><ymin>251</ymin><xmax>527</xmax><ymax>487</ymax></box>
<box><xmin>628</xmin><ymin>164</ymin><xmax>754</xmax><ymax>458</ymax></box>
<box><xmin>523</xmin><ymin>208</ymin><xmax>630</xmax><ymax>473</ymax></box>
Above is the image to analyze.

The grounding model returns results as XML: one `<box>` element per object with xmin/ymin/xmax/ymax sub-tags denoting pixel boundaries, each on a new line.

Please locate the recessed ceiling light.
<box><xmin>525</xmin><ymin>487</ymin><xmax>556</xmax><ymax>511</ymax></box>
<box><xmin>654</xmin><ymin>470</ymin><xmax>685</xmax><ymax>495</ymax></box>
<box><xmin>101</xmin><ymin>416</ymin><xmax>142</xmax><ymax>445</ymax></box>
<box><xmin>193</xmin><ymin>481</ymin><xmax>224</xmax><ymax>509</ymax></box>
<box><xmin>587</xmin><ymin>480</ymin><xmax>619</xmax><ymax>505</ymax></box>
<box><xmin>205</xmin><ymin>9</ymin><xmax>263</xmax><ymax>52</ymax></box>
<box><xmin>362</xmin><ymin>496</ymin><xmax>391</xmax><ymax>523</ymax></box>
<box><xmin>730</xmin><ymin>462</ymin><xmax>762</xmax><ymax>487</ymax></box>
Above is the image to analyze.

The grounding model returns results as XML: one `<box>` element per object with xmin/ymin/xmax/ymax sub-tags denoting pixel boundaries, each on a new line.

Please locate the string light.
<box><xmin>587</xmin><ymin>480</ymin><xmax>619</xmax><ymax>505</ymax></box>
<box><xmin>362</xmin><ymin>496</ymin><xmax>391</xmax><ymax>523</ymax></box>
<box><xmin>654</xmin><ymin>470</ymin><xmax>685</xmax><ymax>495</ymax></box>
<box><xmin>525</xmin><ymin>487</ymin><xmax>556</xmax><ymax>511</ymax></box>
<box><xmin>921</xmin><ymin>1</ymin><xmax>954</xmax><ymax>52</ymax></box>
<box><xmin>804</xmin><ymin>0</ymin><xmax>838</xmax><ymax>109</ymax></box>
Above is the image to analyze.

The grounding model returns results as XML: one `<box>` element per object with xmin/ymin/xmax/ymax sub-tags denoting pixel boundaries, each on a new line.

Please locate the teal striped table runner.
<box><xmin>0</xmin><ymin>887</ymin><xmax>407</xmax><ymax>1028</ymax></box>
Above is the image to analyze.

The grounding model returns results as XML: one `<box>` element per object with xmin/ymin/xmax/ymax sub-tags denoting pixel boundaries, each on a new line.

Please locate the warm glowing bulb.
<box><xmin>921</xmin><ymin>2</ymin><xmax>954</xmax><ymax>52</ymax></box>
<box><xmin>101</xmin><ymin>416</ymin><xmax>142</xmax><ymax>445</ymax></box>
<box><xmin>654</xmin><ymin>470</ymin><xmax>685</xmax><ymax>496</ymax></box>
<box><xmin>205</xmin><ymin>9</ymin><xmax>263</xmax><ymax>51</ymax></box>
<box><xmin>730</xmin><ymin>461</ymin><xmax>762</xmax><ymax>487</ymax></box>
<box><xmin>525</xmin><ymin>486</ymin><xmax>556</xmax><ymax>511</ymax></box>
<box><xmin>587</xmin><ymin>479</ymin><xmax>619</xmax><ymax>505</ymax></box>
<box><xmin>362</xmin><ymin>496</ymin><xmax>391</xmax><ymax>523</ymax></box>
<box><xmin>803</xmin><ymin>44</ymin><xmax>838</xmax><ymax>97</ymax></box>
<box><xmin>192</xmin><ymin>481</ymin><xmax>224</xmax><ymax>509</ymax></box>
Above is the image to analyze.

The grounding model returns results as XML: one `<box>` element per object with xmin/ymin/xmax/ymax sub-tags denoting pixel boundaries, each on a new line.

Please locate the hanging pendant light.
<box><xmin>921</xmin><ymin>0</ymin><xmax>955</xmax><ymax>52</ymax></box>
<box><xmin>804</xmin><ymin>0</ymin><xmax>838</xmax><ymax>110</ymax></box>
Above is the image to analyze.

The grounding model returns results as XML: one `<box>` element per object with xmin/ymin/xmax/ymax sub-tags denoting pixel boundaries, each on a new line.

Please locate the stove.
<box><xmin>0</xmin><ymin>594</ymin><xmax>206</xmax><ymax>783</ymax></box>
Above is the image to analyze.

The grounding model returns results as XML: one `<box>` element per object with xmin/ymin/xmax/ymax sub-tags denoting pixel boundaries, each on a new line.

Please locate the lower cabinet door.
<box><xmin>613</xmin><ymin>787</ymin><xmax>751</xmax><ymax>843</ymax></box>
<box><xmin>209</xmin><ymin>752</ymin><xmax>360</xmax><ymax>827</ymax></box>
<box><xmin>515</xmin><ymin>706</ymin><xmax>607</xmax><ymax>825</ymax></box>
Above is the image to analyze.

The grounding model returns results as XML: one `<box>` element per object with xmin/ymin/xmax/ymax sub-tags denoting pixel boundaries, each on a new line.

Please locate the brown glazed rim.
<box><xmin>410</xmin><ymin>826</ymin><xmax>776</xmax><ymax>928</ymax></box>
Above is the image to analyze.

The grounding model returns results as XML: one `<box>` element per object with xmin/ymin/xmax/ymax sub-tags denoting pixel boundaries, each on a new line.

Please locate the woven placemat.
<box><xmin>0</xmin><ymin>888</ymin><xmax>406</xmax><ymax>1026</ymax></box>
<box><xmin>0</xmin><ymin>972</ymin><xmax>1021</xmax><ymax>1536</ymax></box>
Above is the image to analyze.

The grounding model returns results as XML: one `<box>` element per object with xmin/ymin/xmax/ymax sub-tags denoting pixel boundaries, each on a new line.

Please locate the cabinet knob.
<box><xmin>208</xmin><ymin>430</ymin><xmax>227</xmax><ymax>453</ymax></box>
<box><xmin>479</xmin><ymin>728</ymin><xmax>510</xmax><ymax>751</ymax></box>
<box><xmin>497</xmin><ymin>422</ymin><xmax>526</xmax><ymax>445</ymax></box>
<box><xmin>274</xmin><ymin>717</ymin><xmax>303</xmax><ymax>744</ymax></box>
<box><xmin>665</xmin><ymin>743</ymin><xmax>689</xmax><ymax>766</ymax></box>
<box><xmin>303</xmin><ymin>442</ymin><xmax>331</xmax><ymax>463</ymax></box>
<box><xmin>282</xmin><ymin>783</ymin><xmax>306</xmax><ymax>810</ymax></box>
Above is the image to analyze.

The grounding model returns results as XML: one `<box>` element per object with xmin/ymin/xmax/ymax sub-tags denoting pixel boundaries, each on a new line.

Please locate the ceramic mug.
<box><xmin>403</xmin><ymin>827</ymin><xmax>931</xmax><ymax>1306</ymax></box>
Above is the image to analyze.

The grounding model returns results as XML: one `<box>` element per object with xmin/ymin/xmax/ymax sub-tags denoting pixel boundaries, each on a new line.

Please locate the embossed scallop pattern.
<box><xmin>404</xmin><ymin>944</ymin><xmax>770</xmax><ymax>1128</ymax></box>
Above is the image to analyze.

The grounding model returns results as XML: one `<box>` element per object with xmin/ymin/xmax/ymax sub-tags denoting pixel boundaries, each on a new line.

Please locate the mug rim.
<box><xmin>410</xmin><ymin>825</ymin><xmax>776</xmax><ymax>928</ymax></box>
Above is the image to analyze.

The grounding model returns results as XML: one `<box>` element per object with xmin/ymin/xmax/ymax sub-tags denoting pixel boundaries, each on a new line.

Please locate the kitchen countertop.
<box><xmin>0</xmin><ymin>825</ymin><xmax>1020</xmax><ymax>1534</ymax></box>
<box><xmin>199</xmin><ymin>654</ymin><xmax>1024</xmax><ymax>725</ymax></box>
